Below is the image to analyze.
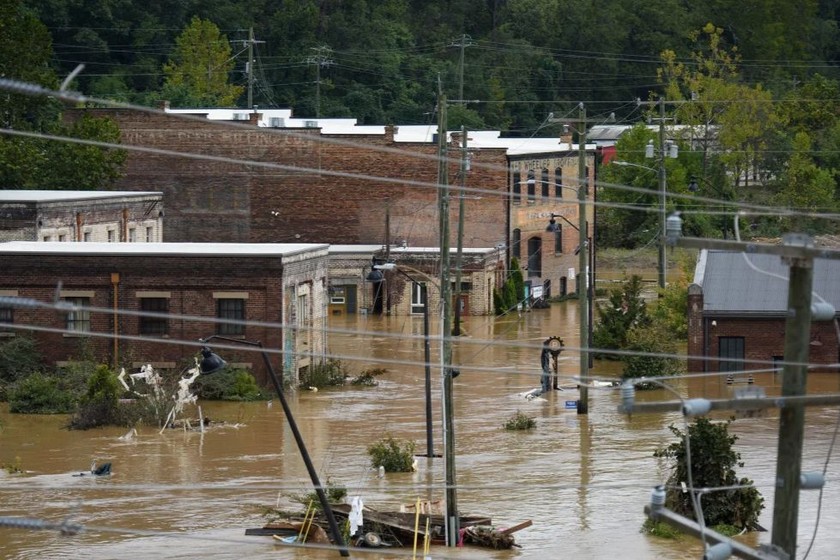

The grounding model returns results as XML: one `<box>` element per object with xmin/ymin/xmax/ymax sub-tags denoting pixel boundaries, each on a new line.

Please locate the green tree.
<box><xmin>162</xmin><ymin>17</ymin><xmax>244</xmax><ymax>107</ymax></box>
<box><xmin>592</xmin><ymin>275</ymin><xmax>649</xmax><ymax>358</ymax></box>
<box><xmin>773</xmin><ymin>132</ymin><xmax>836</xmax><ymax>233</ymax></box>
<box><xmin>622</xmin><ymin>321</ymin><xmax>682</xmax><ymax>388</ymax></box>
<box><xmin>654</xmin><ymin>418</ymin><xmax>764</xmax><ymax>531</ymax></box>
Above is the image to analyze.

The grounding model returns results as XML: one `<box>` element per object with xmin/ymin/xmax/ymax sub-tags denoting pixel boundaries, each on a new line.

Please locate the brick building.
<box><xmin>328</xmin><ymin>244</ymin><xmax>504</xmax><ymax>316</ymax></box>
<box><xmin>687</xmin><ymin>250</ymin><xmax>840</xmax><ymax>390</ymax></box>
<box><xmin>0</xmin><ymin>190</ymin><xmax>163</xmax><ymax>243</ymax></box>
<box><xmin>70</xmin><ymin>108</ymin><xmax>510</xmax><ymax>250</ymax></box>
<box><xmin>0</xmin><ymin>241</ymin><xmax>329</xmax><ymax>386</ymax></box>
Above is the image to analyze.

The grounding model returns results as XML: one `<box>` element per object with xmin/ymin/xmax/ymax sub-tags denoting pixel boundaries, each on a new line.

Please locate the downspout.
<box><xmin>75</xmin><ymin>212</ymin><xmax>82</xmax><ymax>241</ymax></box>
<box><xmin>122</xmin><ymin>208</ymin><xmax>128</xmax><ymax>241</ymax></box>
<box><xmin>111</xmin><ymin>272</ymin><xmax>120</xmax><ymax>368</ymax></box>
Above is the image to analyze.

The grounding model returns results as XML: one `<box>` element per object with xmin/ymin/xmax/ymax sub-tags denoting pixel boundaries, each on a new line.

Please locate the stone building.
<box><xmin>0</xmin><ymin>190</ymin><xmax>163</xmax><ymax>243</ymax></box>
<box><xmin>0</xmin><ymin>241</ymin><xmax>329</xmax><ymax>386</ymax></box>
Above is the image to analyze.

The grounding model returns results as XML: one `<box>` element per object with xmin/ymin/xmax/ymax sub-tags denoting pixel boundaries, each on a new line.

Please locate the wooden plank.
<box><xmin>499</xmin><ymin>520</ymin><xmax>532</xmax><ymax>535</ymax></box>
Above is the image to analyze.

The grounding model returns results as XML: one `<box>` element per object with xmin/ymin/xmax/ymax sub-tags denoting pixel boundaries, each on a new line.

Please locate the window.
<box><xmin>527</xmin><ymin>170</ymin><xmax>536</xmax><ymax>203</ymax></box>
<box><xmin>527</xmin><ymin>237</ymin><xmax>542</xmax><ymax>277</ymax></box>
<box><xmin>107</xmin><ymin>230</ymin><xmax>115</xmax><ymax>243</ymax></box>
<box><xmin>512</xmin><ymin>228</ymin><xmax>521</xmax><ymax>260</ymax></box>
<box><xmin>83</xmin><ymin>231</ymin><xmax>91</xmax><ymax>242</ymax></box>
<box><xmin>217</xmin><ymin>298</ymin><xmax>245</xmax><ymax>335</ymax></box>
<box><xmin>145</xmin><ymin>226</ymin><xmax>154</xmax><ymax>242</ymax></box>
<box><xmin>65</xmin><ymin>297</ymin><xmax>91</xmax><ymax>332</ymax></box>
<box><xmin>555</xmin><ymin>167</ymin><xmax>563</xmax><ymax>198</ymax></box>
<box><xmin>128</xmin><ymin>228</ymin><xmax>136</xmax><ymax>242</ymax></box>
<box><xmin>0</xmin><ymin>305</ymin><xmax>12</xmax><ymax>329</ymax></box>
<box><xmin>59</xmin><ymin>234</ymin><xmax>66</xmax><ymax>242</ymax></box>
<box><xmin>43</xmin><ymin>235</ymin><xmax>52</xmax><ymax>242</ymax></box>
<box><xmin>512</xmin><ymin>171</ymin><xmax>521</xmax><ymax>204</ymax></box>
<box><xmin>541</xmin><ymin>168</ymin><xmax>550</xmax><ymax>198</ymax></box>
<box><xmin>139</xmin><ymin>298</ymin><xmax>169</xmax><ymax>335</ymax></box>
<box><xmin>411</xmin><ymin>282</ymin><xmax>427</xmax><ymax>315</ymax></box>
<box><xmin>554</xmin><ymin>228</ymin><xmax>563</xmax><ymax>253</ymax></box>
<box><xmin>719</xmin><ymin>336</ymin><xmax>745</xmax><ymax>379</ymax></box>
<box><xmin>297</xmin><ymin>294</ymin><xmax>309</xmax><ymax>326</ymax></box>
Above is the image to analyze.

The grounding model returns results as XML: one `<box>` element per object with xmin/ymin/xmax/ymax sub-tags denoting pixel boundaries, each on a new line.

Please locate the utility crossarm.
<box><xmin>667</xmin><ymin>235</ymin><xmax>840</xmax><ymax>261</ymax></box>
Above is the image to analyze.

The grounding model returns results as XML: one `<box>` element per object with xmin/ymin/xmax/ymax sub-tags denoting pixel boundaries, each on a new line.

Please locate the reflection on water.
<box><xmin>1</xmin><ymin>302</ymin><xmax>839</xmax><ymax>559</ymax></box>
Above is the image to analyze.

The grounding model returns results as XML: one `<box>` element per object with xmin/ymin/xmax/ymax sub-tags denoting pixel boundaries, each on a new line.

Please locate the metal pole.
<box><xmin>247</xmin><ymin>27</ymin><xmax>254</xmax><ymax>110</ymax></box>
<box><xmin>577</xmin><ymin>102</ymin><xmax>589</xmax><ymax>415</ymax></box>
<box><xmin>658</xmin><ymin>98</ymin><xmax>667</xmax><ymax>290</ymax></box>
<box><xmin>771</xmin><ymin>240</ymin><xmax>814</xmax><ymax>556</ymax></box>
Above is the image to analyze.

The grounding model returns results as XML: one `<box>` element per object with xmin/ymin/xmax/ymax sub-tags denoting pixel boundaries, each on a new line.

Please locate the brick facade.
<box><xmin>70</xmin><ymin>109</ymin><xmax>510</xmax><ymax>250</ymax></box>
<box><xmin>0</xmin><ymin>243</ymin><xmax>329</xmax><ymax>387</ymax></box>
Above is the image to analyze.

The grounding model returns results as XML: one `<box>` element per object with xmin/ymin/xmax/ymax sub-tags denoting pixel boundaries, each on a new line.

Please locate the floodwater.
<box><xmin>2</xmin><ymin>301</ymin><xmax>840</xmax><ymax>559</ymax></box>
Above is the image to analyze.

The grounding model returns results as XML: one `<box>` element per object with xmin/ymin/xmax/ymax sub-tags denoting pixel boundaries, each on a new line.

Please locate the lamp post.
<box><xmin>198</xmin><ymin>336</ymin><xmax>348</xmax><ymax>557</ymax></box>
<box><xmin>367</xmin><ymin>262</ymin><xmax>436</xmax><ymax>459</ymax></box>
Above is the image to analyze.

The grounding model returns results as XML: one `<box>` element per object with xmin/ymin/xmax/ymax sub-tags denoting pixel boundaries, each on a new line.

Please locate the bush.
<box><xmin>622</xmin><ymin>322</ymin><xmax>683</xmax><ymax>389</ymax></box>
<box><xmin>592</xmin><ymin>275</ymin><xmax>649</xmax><ymax>359</ymax></box>
<box><xmin>504</xmin><ymin>410</ymin><xmax>536</xmax><ymax>430</ymax></box>
<box><xmin>8</xmin><ymin>372</ymin><xmax>76</xmax><ymax>414</ymax></box>
<box><xmin>0</xmin><ymin>335</ymin><xmax>44</xmax><ymax>386</ymax></box>
<box><xmin>653</xmin><ymin>418</ymin><xmax>764</xmax><ymax>531</ymax></box>
<box><xmin>67</xmin><ymin>365</ymin><xmax>123</xmax><ymax>429</ymax></box>
<box><xmin>300</xmin><ymin>359</ymin><xmax>348</xmax><ymax>389</ymax></box>
<box><xmin>367</xmin><ymin>436</ymin><xmax>416</xmax><ymax>472</ymax></box>
<box><xmin>193</xmin><ymin>367</ymin><xmax>267</xmax><ymax>401</ymax></box>
<box><xmin>290</xmin><ymin>477</ymin><xmax>348</xmax><ymax>511</ymax></box>
<box><xmin>349</xmin><ymin>368</ymin><xmax>386</xmax><ymax>386</ymax></box>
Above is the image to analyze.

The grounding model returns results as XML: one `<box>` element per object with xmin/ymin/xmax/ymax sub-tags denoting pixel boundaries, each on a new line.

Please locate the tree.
<box><xmin>162</xmin><ymin>17</ymin><xmax>244</xmax><ymax>107</ymax></box>
<box><xmin>622</xmin><ymin>321</ymin><xmax>682</xmax><ymax>388</ymax></box>
<box><xmin>592</xmin><ymin>275</ymin><xmax>649</xmax><ymax>358</ymax></box>
<box><xmin>773</xmin><ymin>132</ymin><xmax>836</xmax><ymax>234</ymax></box>
<box><xmin>654</xmin><ymin>417</ymin><xmax>764</xmax><ymax>531</ymax></box>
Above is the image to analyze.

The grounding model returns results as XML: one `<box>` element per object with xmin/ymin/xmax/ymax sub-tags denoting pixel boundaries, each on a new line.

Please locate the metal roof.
<box><xmin>0</xmin><ymin>190</ymin><xmax>162</xmax><ymax>202</ymax></box>
<box><xmin>695</xmin><ymin>250</ymin><xmax>840</xmax><ymax>315</ymax></box>
<box><xmin>0</xmin><ymin>241</ymin><xmax>328</xmax><ymax>258</ymax></box>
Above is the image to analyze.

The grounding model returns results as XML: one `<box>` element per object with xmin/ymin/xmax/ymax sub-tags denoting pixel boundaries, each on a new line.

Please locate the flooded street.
<box><xmin>2</xmin><ymin>300</ymin><xmax>840</xmax><ymax>559</ymax></box>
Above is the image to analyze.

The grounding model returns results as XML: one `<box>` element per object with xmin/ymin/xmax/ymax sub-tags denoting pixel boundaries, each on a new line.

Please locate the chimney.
<box><xmin>248</xmin><ymin>112</ymin><xmax>262</xmax><ymax>126</ymax></box>
<box><xmin>157</xmin><ymin>100</ymin><xmax>170</xmax><ymax>111</ymax></box>
<box><xmin>385</xmin><ymin>124</ymin><xmax>399</xmax><ymax>142</ymax></box>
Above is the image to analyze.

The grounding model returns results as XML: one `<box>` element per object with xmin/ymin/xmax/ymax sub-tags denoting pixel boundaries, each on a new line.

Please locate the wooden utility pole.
<box><xmin>577</xmin><ymin>102</ymin><xmax>589</xmax><ymax>414</ymax></box>
<box><xmin>436</xmin><ymin>79</ymin><xmax>458</xmax><ymax>547</ymax></box>
<box><xmin>244</xmin><ymin>28</ymin><xmax>264</xmax><ymax>110</ymax></box>
<box><xmin>453</xmin><ymin>126</ymin><xmax>467</xmax><ymax>336</ymax></box>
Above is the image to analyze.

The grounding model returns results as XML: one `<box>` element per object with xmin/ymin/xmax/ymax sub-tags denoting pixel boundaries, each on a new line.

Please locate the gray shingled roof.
<box><xmin>696</xmin><ymin>250</ymin><xmax>840</xmax><ymax>316</ymax></box>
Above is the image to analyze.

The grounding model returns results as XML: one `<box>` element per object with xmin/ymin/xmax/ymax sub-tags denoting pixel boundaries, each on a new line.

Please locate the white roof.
<box><xmin>330</xmin><ymin>244</ymin><xmax>499</xmax><ymax>256</ymax></box>
<box><xmin>0</xmin><ymin>241</ymin><xmax>328</xmax><ymax>257</ymax></box>
<box><xmin>0</xmin><ymin>190</ymin><xmax>162</xmax><ymax>202</ymax></box>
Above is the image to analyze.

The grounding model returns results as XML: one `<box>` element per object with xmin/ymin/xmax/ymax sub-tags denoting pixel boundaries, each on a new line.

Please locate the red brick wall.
<box><xmin>0</xmin><ymin>253</ymin><xmax>286</xmax><ymax>385</ymax></box>
<box><xmin>72</xmin><ymin>110</ymin><xmax>510</xmax><ymax>248</ymax></box>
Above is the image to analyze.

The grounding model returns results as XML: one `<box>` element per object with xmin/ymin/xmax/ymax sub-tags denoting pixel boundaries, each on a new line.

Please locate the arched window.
<box><xmin>554</xmin><ymin>227</ymin><xmax>563</xmax><ymax>254</ymax></box>
<box><xmin>555</xmin><ymin>167</ymin><xmax>563</xmax><ymax>198</ymax></box>
<box><xmin>527</xmin><ymin>237</ymin><xmax>542</xmax><ymax>277</ymax></box>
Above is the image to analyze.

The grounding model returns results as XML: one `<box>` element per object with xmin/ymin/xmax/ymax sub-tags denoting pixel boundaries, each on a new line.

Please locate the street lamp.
<box><xmin>366</xmin><ymin>262</ymin><xmax>437</xmax><ymax>459</ymax></box>
<box><xmin>197</xmin><ymin>335</ymin><xmax>348</xmax><ymax>557</ymax></box>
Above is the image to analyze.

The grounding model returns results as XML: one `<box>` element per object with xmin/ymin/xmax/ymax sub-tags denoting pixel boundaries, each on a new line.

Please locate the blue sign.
<box><xmin>565</xmin><ymin>400</ymin><xmax>578</xmax><ymax>409</ymax></box>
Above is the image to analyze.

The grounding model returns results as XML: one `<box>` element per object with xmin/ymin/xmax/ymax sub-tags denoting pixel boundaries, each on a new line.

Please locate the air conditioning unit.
<box><xmin>232</xmin><ymin>113</ymin><xmax>248</xmax><ymax>121</ymax></box>
<box><xmin>304</xmin><ymin>120</ymin><xmax>318</xmax><ymax>128</ymax></box>
<box><xmin>269</xmin><ymin>117</ymin><xmax>285</xmax><ymax>127</ymax></box>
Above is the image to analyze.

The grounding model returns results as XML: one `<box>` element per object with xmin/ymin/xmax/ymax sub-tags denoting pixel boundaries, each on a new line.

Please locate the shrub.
<box><xmin>0</xmin><ymin>335</ymin><xmax>44</xmax><ymax>385</ymax></box>
<box><xmin>592</xmin><ymin>275</ymin><xmax>649</xmax><ymax>359</ymax></box>
<box><xmin>621</xmin><ymin>322</ymin><xmax>683</xmax><ymax>389</ymax></box>
<box><xmin>290</xmin><ymin>477</ymin><xmax>348</xmax><ymax>511</ymax></box>
<box><xmin>300</xmin><ymin>359</ymin><xmax>348</xmax><ymax>389</ymax></box>
<box><xmin>367</xmin><ymin>436</ymin><xmax>416</xmax><ymax>472</ymax></box>
<box><xmin>193</xmin><ymin>367</ymin><xmax>267</xmax><ymax>401</ymax></box>
<box><xmin>653</xmin><ymin>418</ymin><xmax>764</xmax><ymax>531</ymax></box>
<box><xmin>67</xmin><ymin>365</ymin><xmax>123</xmax><ymax>429</ymax></box>
<box><xmin>8</xmin><ymin>372</ymin><xmax>76</xmax><ymax>414</ymax></box>
<box><xmin>350</xmin><ymin>368</ymin><xmax>386</xmax><ymax>386</ymax></box>
<box><xmin>504</xmin><ymin>410</ymin><xmax>536</xmax><ymax>430</ymax></box>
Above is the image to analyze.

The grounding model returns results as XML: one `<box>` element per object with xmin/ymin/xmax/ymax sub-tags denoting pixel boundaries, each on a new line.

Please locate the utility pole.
<box><xmin>657</xmin><ymin>98</ymin><xmax>667</xmax><ymax>290</ymax></box>
<box><xmin>576</xmin><ymin>102</ymin><xmax>590</xmax><ymax>415</ymax></box>
<box><xmin>450</xmin><ymin>34</ymin><xmax>475</xmax><ymax>103</ymax></box>
<box><xmin>245</xmin><ymin>28</ymin><xmax>264</xmax><ymax>110</ymax></box>
<box><xmin>453</xmin><ymin>126</ymin><xmax>468</xmax><ymax>336</ymax></box>
<box><xmin>436</xmin><ymin>78</ymin><xmax>458</xmax><ymax>547</ymax></box>
<box><xmin>771</xmin><ymin>236</ymin><xmax>814</xmax><ymax>556</ymax></box>
<box><xmin>306</xmin><ymin>46</ymin><xmax>333</xmax><ymax>118</ymax></box>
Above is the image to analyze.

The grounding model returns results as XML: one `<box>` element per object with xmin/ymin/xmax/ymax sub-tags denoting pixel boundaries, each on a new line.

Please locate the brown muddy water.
<box><xmin>2</xmin><ymin>301</ymin><xmax>840</xmax><ymax>559</ymax></box>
